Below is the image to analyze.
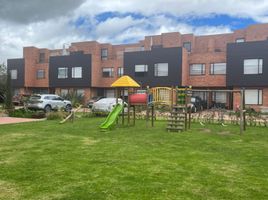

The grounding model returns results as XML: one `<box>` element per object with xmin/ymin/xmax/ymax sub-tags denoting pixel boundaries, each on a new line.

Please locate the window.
<box><xmin>236</xmin><ymin>38</ymin><xmax>245</xmax><ymax>43</ymax></box>
<box><xmin>183</xmin><ymin>42</ymin><xmax>191</xmax><ymax>52</ymax></box>
<box><xmin>190</xmin><ymin>64</ymin><xmax>205</xmax><ymax>75</ymax></box>
<box><xmin>39</xmin><ymin>53</ymin><xmax>45</xmax><ymax>63</ymax></box>
<box><xmin>192</xmin><ymin>91</ymin><xmax>207</xmax><ymax>101</ymax></box>
<box><xmin>213</xmin><ymin>92</ymin><xmax>227</xmax><ymax>103</ymax></box>
<box><xmin>36</xmin><ymin>69</ymin><xmax>45</xmax><ymax>79</ymax></box>
<box><xmin>244</xmin><ymin>59</ymin><xmax>263</xmax><ymax>74</ymax></box>
<box><xmin>10</xmin><ymin>69</ymin><xmax>18</xmax><ymax>80</ymax></box>
<box><xmin>102</xmin><ymin>67</ymin><xmax>113</xmax><ymax>77</ymax></box>
<box><xmin>210</xmin><ymin>63</ymin><xmax>226</xmax><ymax>75</ymax></box>
<box><xmin>72</xmin><ymin>67</ymin><xmax>82</xmax><ymax>78</ymax></box>
<box><xmin>135</xmin><ymin>64</ymin><xmax>148</xmax><ymax>76</ymax></box>
<box><xmin>75</xmin><ymin>89</ymin><xmax>85</xmax><ymax>96</ymax></box>
<box><xmin>60</xmin><ymin>89</ymin><xmax>68</xmax><ymax>96</ymax></box>
<box><xmin>245</xmin><ymin>89</ymin><xmax>262</xmax><ymax>105</ymax></box>
<box><xmin>117</xmin><ymin>67</ymin><xmax>124</xmax><ymax>77</ymax></box>
<box><xmin>58</xmin><ymin>67</ymin><xmax>68</xmax><ymax>79</ymax></box>
<box><xmin>154</xmin><ymin>63</ymin><xmax>168</xmax><ymax>77</ymax></box>
<box><xmin>101</xmin><ymin>48</ymin><xmax>108</xmax><ymax>60</ymax></box>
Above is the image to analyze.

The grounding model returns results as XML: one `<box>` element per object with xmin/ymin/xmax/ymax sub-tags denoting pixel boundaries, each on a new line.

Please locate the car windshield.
<box><xmin>29</xmin><ymin>95</ymin><xmax>41</xmax><ymax>100</ymax></box>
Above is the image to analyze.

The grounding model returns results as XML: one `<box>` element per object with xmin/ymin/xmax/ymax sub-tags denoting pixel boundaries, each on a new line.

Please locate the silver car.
<box><xmin>27</xmin><ymin>94</ymin><xmax>72</xmax><ymax>112</ymax></box>
<box><xmin>92</xmin><ymin>98</ymin><xmax>127</xmax><ymax>113</ymax></box>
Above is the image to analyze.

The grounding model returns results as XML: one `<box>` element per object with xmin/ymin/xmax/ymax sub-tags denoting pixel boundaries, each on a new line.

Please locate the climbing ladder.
<box><xmin>167</xmin><ymin>88</ymin><xmax>187</xmax><ymax>132</ymax></box>
<box><xmin>167</xmin><ymin>106</ymin><xmax>186</xmax><ymax>132</ymax></box>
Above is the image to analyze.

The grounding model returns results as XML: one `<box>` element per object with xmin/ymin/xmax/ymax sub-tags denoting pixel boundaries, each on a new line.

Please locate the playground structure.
<box><xmin>99</xmin><ymin>76</ymin><xmax>247</xmax><ymax>134</ymax></box>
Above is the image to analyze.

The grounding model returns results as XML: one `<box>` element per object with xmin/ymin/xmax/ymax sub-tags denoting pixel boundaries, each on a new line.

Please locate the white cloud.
<box><xmin>1</xmin><ymin>0</ymin><xmax>267</xmax><ymax>64</ymax></box>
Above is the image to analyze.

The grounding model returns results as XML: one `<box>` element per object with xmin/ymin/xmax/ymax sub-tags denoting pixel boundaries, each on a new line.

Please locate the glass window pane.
<box><xmin>135</xmin><ymin>65</ymin><xmax>148</xmax><ymax>72</ymax></box>
<box><xmin>190</xmin><ymin>64</ymin><xmax>204</xmax><ymax>75</ymax></box>
<box><xmin>154</xmin><ymin>63</ymin><xmax>168</xmax><ymax>76</ymax></box>
<box><xmin>72</xmin><ymin>67</ymin><xmax>82</xmax><ymax>78</ymax></box>
<box><xmin>58</xmin><ymin>68</ymin><xmax>68</xmax><ymax>79</ymax></box>
<box><xmin>245</xmin><ymin>90</ymin><xmax>259</xmax><ymax>104</ymax></box>
<box><xmin>10</xmin><ymin>70</ymin><xmax>18</xmax><ymax>79</ymax></box>
<box><xmin>211</xmin><ymin>63</ymin><xmax>226</xmax><ymax>74</ymax></box>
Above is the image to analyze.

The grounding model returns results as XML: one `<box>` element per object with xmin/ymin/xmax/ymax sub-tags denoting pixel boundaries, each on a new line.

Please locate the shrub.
<box><xmin>8</xmin><ymin>108</ymin><xmax>45</xmax><ymax>119</ymax></box>
<box><xmin>46</xmin><ymin>111</ymin><xmax>68</xmax><ymax>120</ymax></box>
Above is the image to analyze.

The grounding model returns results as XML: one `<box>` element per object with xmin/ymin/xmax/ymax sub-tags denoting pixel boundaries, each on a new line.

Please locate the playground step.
<box><xmin>167</xmin><ymin>121</ymin><xmax>185</xmax><ymax>124</ymax></box>
<box><xmin>166</xmin><ymin>126</ymin><xmax>184</xmax><ymax>131</ymax></box>
<box><xmin>171</xmin><ymin>111</ymin><xmax>186</xmax><ymax>114</ymax></box>
<box><xmin>167</xmin><ymin>124</ymin><xmax>184</xmax><ymax>127</ymax></box>
<box><xmin>169</xmin><ymin>115</ymin><xmax>185</xmax><ymax>118</ymax></box>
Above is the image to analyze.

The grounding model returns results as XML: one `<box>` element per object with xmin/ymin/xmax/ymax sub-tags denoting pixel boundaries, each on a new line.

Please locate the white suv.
<box><xmin>27</xmin><ymin>94</ymin><xmax>72</xmax><ymax>112</ymax></box>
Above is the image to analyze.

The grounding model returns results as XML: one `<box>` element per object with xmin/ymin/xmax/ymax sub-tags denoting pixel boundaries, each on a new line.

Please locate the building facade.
<box><xmin>7</xmin><ymin>23</ymin><xmax>268</xmax><ymax>110</ymax></box>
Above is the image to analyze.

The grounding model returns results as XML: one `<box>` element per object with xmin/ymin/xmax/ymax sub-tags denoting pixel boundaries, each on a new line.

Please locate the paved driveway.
<box><xmin>0</xmin><ymin>117</ymin><xmax>45</xmax><ymax>125</ymax></box>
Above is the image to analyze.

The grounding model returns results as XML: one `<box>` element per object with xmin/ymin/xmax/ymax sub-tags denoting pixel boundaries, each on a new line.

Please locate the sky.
<box><xmin>0</xmin><ymin>0</ymin><xmax>268</xmax><ymax>64</ymax></box>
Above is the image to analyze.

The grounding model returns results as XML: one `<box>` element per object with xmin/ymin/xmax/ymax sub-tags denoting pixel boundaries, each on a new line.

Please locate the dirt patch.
<box><xmin>217</xmin><ymin>131</ymin><xmax>231</xmax><ymax>135</ymax></box>
<box><xmin>199</xmin><ymin>128</ymin><xmax>212</xmax><ymax>133</ymax></box>
<box><xmin>0</xmin><ymin>180</ymin><xmax>21</xmax><ymax>199</ymax></box>
<box><xmin>0</xmin><ymin>117</ymin><xmax>45</xmax><ymax>125</ymax></box>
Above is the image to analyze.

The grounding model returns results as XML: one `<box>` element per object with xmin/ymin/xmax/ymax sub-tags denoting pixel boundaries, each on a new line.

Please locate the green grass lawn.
<box><xmin>0</xmin><ymin>118</ymin><xmax>267</xmax><ymax>200</ymax></box>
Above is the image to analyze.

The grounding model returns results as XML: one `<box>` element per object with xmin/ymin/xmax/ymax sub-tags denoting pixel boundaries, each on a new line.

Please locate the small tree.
<box><xmin>4</xmin><ymin>72</ymin><xmax>13</xmax><ymax>110</ymax></box>
<box><xmin>0</xmin><ymin>63</ymin><xmax>7</xmax><ymax>104</ymax></box>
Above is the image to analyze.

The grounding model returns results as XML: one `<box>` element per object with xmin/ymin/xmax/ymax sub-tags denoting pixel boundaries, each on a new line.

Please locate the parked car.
<box><xmin>26</xmin><ymin>94</ymin><xmax>72</xmax><ymax>112</ymax></box>
<box><xmin>12</xmin><ymin>93</ymin><xmax>31</xmax><ymax>106</ymax></box>
<box><xmin>92</xmin><ymin>98</ymin><xmax>127</xmax><ymax>113</ymax></box>
<box><xmin>87</xmin><ymin>96</ymin><xmax>104</xmax><ymax>108</ymax></box>
<box><xmin>188</xmin><ymin>96</ymin><xmax>207</xmax><ymax>112</ymax></box>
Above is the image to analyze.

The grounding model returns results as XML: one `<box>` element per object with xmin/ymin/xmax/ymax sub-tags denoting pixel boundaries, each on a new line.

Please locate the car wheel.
<box><xmin>65</xmin><ymin>104</ymin><xmax>72</xmax><ymax>112</ymax></box>
<box><xmin>44</xmin><ymin>105</ymin><xmax>52</xmax><ymax>113</ymax></box>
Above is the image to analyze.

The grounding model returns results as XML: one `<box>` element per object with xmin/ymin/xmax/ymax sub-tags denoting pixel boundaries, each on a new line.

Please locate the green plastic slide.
<box><xmin>99</xmin><ymin>104</ymin><xmax>123</xmax><ymax>130</ymax></box>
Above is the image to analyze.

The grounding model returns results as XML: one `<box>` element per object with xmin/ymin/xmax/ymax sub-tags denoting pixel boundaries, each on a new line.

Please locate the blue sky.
<box><xmin>1</xmin><ymin>0</ymin><xmax>268</xmax><ymax>63</ymax></box>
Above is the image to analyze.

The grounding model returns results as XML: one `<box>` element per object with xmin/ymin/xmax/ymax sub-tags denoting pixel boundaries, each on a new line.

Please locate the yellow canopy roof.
<box><xmin>111</xmin><ymin>75</ymin><xmax>140</xmax><ymax>88</ymax></box>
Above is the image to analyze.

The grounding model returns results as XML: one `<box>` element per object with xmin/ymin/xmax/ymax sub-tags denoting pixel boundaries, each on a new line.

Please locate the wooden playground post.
<box><xmin>133</xmin><ymin>106</ymin><xmax>136</xmax><ymax>126</ymax></box>
<box><xmin>122</xmin><ymin>88</ymin><xmax>125</xmax><ymax>125</ymax></box>
<box><xmin>127</xmin><ymin>88</ymin><xmax>130</xmax><ymax>126</ymax></box>
<box><xmin>242</xmin><ymin>88</ymin><xmax>246</xmax><ymax>131</ymax></box>
<box><xmin>151</xmin><ymin>105</ymin><xmax>154</xmax><ymax>127</ymax></box>
<box><xmin>146</xmin><ymin>86</ymin><xmax>149</xmax><ymax>128</ymax></box>
<box><xmin>116</xmin><ymin>88</ymin><xmax>119</xmax><ymax>125</ymax></box>
<box><xmin>240</xmin><ymin>89</ymin><xmax>244</xmax><ymax>134</ymax></box>
<box><xmin>188</xmin><ymin>87</ymin><xmax>192</xmax><ymax>130</ymax></box>
<box><xmin>184</xmin><ymin>87</ymin><xmax>188</xmax><ymax>131</ymax></box>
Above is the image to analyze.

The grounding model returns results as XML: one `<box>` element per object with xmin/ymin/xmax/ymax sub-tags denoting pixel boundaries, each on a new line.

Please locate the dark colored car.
<box><xmin>87</xmin><ymin>96</ymin><xmax>104</xmax><ymax>108</ymax></box>
<box><xmin>188</xmin><ymin>96</ymin><xmax>207</xmax><ymax>112</ymax></box>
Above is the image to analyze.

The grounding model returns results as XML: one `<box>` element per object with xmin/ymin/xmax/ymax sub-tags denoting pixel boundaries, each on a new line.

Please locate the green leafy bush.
<box><xmin>8</xmin><ymin>108</ymin><xmax>45</xmax><ymax>119</ymax></box>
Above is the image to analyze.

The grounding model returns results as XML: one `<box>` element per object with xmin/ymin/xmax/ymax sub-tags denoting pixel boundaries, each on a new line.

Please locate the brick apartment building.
<box><xmin>7</xmin><ymin>23</ymin><xmax>268</xmax><ymax>110</ymax></box>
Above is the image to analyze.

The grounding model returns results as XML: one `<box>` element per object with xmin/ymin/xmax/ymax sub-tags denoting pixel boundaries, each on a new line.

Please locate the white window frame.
<box><xmin>58</xmin><ymin>67</ymin><xmax>68</xmax><ymax>79</ymax></box>
<box><xmin>183</xmin><ymin>42</ymin><xmax>191</xmax><ymax>52</ymax></box>
<box><xmin>135</xmin><ymin>65</ymin><xmax>148</xmax><ymax>72</ymax></box>
<box><xmin>117</xmin><ymin>67</ymin><xmax>124</xmax><ymax>77</ymax></box>
<box><xmin>154</xmin><ymin>63</ymin><xmax>168</xmax><ymax>77</ymax></box>
<box><xmin>236</xmin><ymin>38</ymin><xmax>245</xmax><ymax>43</ymax></box>
<box><xmin>190</xmin><ymin>64</ymin><xmax>205</xmax><ymax>75</ymax></box>
<box><xmin>72</xmin><ymin>67</ymin><xmax>82</xmax><ymax>78</ymax></box>
<box><xmin>102</xmin><ymin>67</ymin><xmax>113</xmax><ymax>77</ymax></box>
<box><xmin>210</xmin><ymin>63</ymin><xmax>226</xmax><ymax>75</ymax></box>
<box><xmin>245</xmin><ymin>89</ymin><xmax>262</xmax><ymax>105</ymax></box>
<box><xmin>36</xmin><ymin>69</ymin><xmax>45</xmax><ymax>79</ymax></box>
<box><xmin>243</xmin><ymin>59</ymin><xmax>263</xmax><ymax>75</ymax></box>
<box><xmin>10</xmin><ymin>69</ymin><xmax>18</xmax><ymax>80</ymax></box>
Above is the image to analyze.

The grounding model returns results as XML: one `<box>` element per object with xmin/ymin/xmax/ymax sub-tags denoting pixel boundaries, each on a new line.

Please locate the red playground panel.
<box><xmin>129</xmin><ymin>93</ymin><xmax>148</xmax><ymax>105</ymax></box>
